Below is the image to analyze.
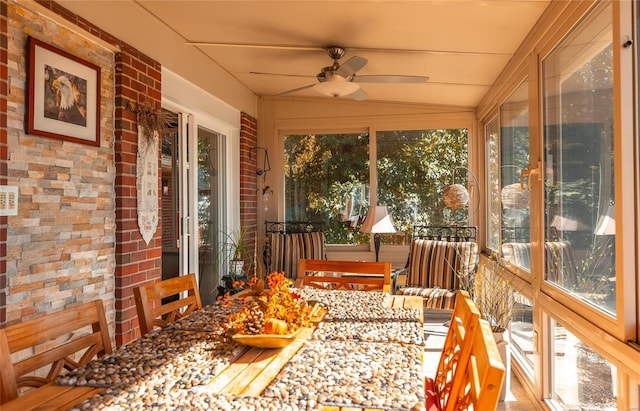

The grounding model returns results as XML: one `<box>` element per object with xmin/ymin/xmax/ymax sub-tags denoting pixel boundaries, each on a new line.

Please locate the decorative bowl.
<box><xmin>232</xmin><ymin>328</ymin><xmax>301</xmax><ymax>348</ymax></box>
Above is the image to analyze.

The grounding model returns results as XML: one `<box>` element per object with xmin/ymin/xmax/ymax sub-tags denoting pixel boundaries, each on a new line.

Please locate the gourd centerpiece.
<box><xmin>222</xmin><ymin>272</ymin><xmax>314</xmax><ymax>347</ymax></box>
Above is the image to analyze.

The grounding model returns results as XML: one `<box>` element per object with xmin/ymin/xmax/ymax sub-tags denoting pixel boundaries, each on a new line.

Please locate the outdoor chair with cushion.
<box><xmin>395</xmin><ymin>226</ymin><xmax>479</xmax><ymax>309</ymax></box>
<box><xmin>263</xmin><ymin>221</ymin><xmax>326</xmax><ymax>280</ymax></box>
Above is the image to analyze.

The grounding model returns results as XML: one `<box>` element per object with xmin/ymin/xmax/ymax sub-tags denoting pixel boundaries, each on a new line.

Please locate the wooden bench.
<box><xmin>0</xmin><ymin>300</ymin><xmax>112</xmax><ymax>404</ymax></box>
<box><xmin>296</xmin><ymin>259</ymin><xmax>392</xmax><ymax>292</ymax></box>
<box><xmin>134</xmin><ymin>273</ymin><xmax>203</xmax><ymax>335</ymax></box>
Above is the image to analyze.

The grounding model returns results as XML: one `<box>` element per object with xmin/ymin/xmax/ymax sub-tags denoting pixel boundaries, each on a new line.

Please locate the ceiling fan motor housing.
<box><xmin>326</xmin><ymin>46</ymin><xmax>347</xmax><ymax>60</ymax></box>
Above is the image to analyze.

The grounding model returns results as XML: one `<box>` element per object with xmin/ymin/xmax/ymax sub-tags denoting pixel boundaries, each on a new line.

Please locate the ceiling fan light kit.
<box><xmin>259</xmin><ymin>45</ymin><xmax>429</xmax><ymax>100</ymax></box>
<box><xmin>314</xmin><ymin>73</ymin><xmax>360</xmax><ymax>98</ymax></box>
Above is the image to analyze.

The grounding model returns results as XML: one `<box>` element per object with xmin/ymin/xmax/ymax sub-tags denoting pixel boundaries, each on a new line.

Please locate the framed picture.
<box><xmin>27</xmin><ymin>37</ymin><xmax>100</xmax><ymax>146</ymax></box>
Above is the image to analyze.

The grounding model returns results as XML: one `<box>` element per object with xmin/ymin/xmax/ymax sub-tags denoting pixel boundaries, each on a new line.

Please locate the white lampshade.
<box><xmin>360</xmin><ymin>206</ymin><xmax>396</xmax><ymax>234</ymax></box>
<box><xmin>314</xmin><ymin>75</ymin><xmax>360</xmax><ymax>98</ymax></box>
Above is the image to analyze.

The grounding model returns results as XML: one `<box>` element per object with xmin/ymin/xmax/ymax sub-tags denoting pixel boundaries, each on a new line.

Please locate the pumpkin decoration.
<box><xmin>222</xmin><ymin>272</ymin><xmax>313</xmax><ymax>336</ymax></box>
<box><xmin>264</xmin><ymin>318</ymin><xmax>288</xmax><ymax>335</ymax></box>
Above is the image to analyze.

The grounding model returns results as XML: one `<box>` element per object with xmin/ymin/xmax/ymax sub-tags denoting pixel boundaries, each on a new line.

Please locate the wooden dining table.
<box><xmin>3</xmin><ymin>291</ymin><xmax>425</xmax><ymax>411</ymax></box>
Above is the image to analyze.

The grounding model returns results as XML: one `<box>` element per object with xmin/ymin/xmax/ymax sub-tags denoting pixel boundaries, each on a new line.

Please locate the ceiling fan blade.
<box><xmin>336</xmin><ymin>56</ymin><xmax>368</xmax><ymax>77</ymax></box>
<box><xmin>185</xmin><ymin>41</ymin><xmax>324</xmax><ymax>51</ymax></box>
<box><xmin>352</xmin><ymin>75</ymin><xmax>429</xmax><ymax>84</ymax></box>
<box><xmin>349</xmin><ymin>88</ymin><xmax>369</xmax><ymax>101</ymax></box>
<box><xmin>276</xmin><ymin>83</ymin><xmax>316</xmax><ymax>96</ymax></box>
<box><xmin>250</xmin><ymin>71</ymin><xmax>316</xmax><ymax>79</ymax></box>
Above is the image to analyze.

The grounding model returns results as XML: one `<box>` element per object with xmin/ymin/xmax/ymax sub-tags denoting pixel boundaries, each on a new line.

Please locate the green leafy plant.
<box><xmin>217</xmin><ymin>227</ymin><xmax>254</xmax><ymax>279</ymax></box>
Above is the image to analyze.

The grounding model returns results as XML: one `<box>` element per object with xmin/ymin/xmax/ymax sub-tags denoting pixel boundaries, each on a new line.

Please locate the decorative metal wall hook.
<box><xmin>125</xmin><ymin>100</ymin><xmax>164</xmax><ymax>144</ymax></box>
<box><xmin>250</xmin><ymin>146</ymin><xmax>271</xmax><ymax>180</ymax></box>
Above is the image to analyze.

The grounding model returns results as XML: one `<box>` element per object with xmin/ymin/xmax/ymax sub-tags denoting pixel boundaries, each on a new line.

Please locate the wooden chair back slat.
<box><xmin>0</xmin><ymin>300</ymin><xmax>112</xmax><ymax>404</ymax></box>
<box><xmin>424</xmin><ymin>291</ymin><xmax>481</xmax><ymax>411</ymax></box>
<box><xmin>296</xmin><ymin>259</ymin><xmax>392</xmax><ymax>292</ymax></box>
<box><xmin>454</xmin><ymin>319</ymin><xmax>506</xmax><ymax>410</ymax></box>
<box><xmin>133</xmin><ymin>273</ymin><xmax>203</xmax><ymax>335</ymax></box>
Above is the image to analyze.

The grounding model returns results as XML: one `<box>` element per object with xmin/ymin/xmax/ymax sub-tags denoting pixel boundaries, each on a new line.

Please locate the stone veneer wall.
<box><xmin>0</xmin><ymin>0</ymin><xmax>257</xmax><ymax>343</ymax></box>
<box><xmin>5</xmin><ymin>2</ymin><xmax>117</xmax><ymax>333</ymax></box>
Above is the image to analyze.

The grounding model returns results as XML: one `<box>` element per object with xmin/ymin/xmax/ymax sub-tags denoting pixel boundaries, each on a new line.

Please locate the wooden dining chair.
<box><xmin>425</xmin><ymin>290</ymin><xmax>481</xmax><ymax>411</ymax></box>
<box><xmin>133</xmin><ymin>273</ymin><xmax>203</xmax><ymax>335</ymax></box>
<box><xmin>296</xmin><ymin>258</ymin><xmax>392</xmax><ymax>292</ymax></box>
<box><xmin>0</xmin><ymin>300</ymin><xmax>112</xmax><ymax>404</ymax></box>
<box><xmin>452</xmin><ymin>318</ymin><xmax>506</xmax><ymax>410</ymax></box>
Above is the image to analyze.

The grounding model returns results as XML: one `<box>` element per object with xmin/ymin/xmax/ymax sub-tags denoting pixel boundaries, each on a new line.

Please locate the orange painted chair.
<box><xmin>424</xmin><ymin>290</ymin><xmax>480</xmax><ymax>410</ymax></box>
<box><xmin>424</xmin><ymin>290</ymin><xmax>505</xmax><ymax>410</ymax></box>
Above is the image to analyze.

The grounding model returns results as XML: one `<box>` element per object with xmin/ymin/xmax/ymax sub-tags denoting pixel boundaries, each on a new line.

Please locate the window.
<box><xmin>485</xmin><ymin>118</ymin><xmax>500</xmax><ymax>251</ymax></box>
<box><xmin>500</xmin><ymin>81</ymin><xmax>531</xmax><ymax>272</ymax></box>
<box><xmin>511</xmin><ymin>292</ymin><xmax>533</xmax><ymax>373</ymax></box>
<box><xmin>284</xmin><ymin>129</ymin><xmax>469</xmax><ymax>245</ymax></box>
<box><xmin>549</xmin><ymin>319</ymin><xmax>617</xmax><ymax>409</ymax></box>
<box><xmin>377</xmin><ymin>129</ymin><xmax>469</xmax><ymax>244</ymax></box>
<box><xmin>542</xmin><ymin>2</ymin><xmax>615</xmax><ymax>315</ymax></box>
<box><xmin>284</xmin><ymin>132</ymin><xmax>370</xmax><ymax>245</ymax></box>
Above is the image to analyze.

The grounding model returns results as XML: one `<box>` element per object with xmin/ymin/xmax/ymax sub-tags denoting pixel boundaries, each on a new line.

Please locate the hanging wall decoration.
<box><xmin>133</xmin><ymin>102</ymin><xmax>162</xmax><ymax>244</ymax></box>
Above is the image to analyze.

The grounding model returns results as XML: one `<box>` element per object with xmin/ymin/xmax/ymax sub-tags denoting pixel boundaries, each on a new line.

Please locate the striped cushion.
<box><xmin>544</xmin><ymin>241</ymin><xmax>578</xmax><ymax>287</ymax></box>
<box><xmin>502</xmin><ymin>241</ymin><xmax>578</xmax><ymax>287</ymax></box>
<box><xmin>406</xmin><ymin>239</ymin><xmax>478</xmax><ymax>290</ymax></box>
<box><xmin>397</xmin><ymin>287</ymin><xmax>458</xmax><ymax>309</ymax></box>
<box><xmin>267</xmin><ymin>232</ymin><xmax>326</xmax><ymax>279</ymax></box>
<box><xmin>501</xmin><ymin>242</ymin><xmax>531</xmax><ymax>270</ymax></box>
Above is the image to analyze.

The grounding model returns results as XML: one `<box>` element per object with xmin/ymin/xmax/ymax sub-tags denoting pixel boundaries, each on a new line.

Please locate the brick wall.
<box><xmin>240</xmin><ymin>113</ymin><xmax>258</xmax><ymax>274</ymax></box>
<box><xmin>0</xmin><ymin>0</ymin><xmax>7</xmax><ymax>327</ymax></box>
<box><xmin>113</xmin><ymin>48</ymin><xmax>162</xmax><ymax>345</ymax></box>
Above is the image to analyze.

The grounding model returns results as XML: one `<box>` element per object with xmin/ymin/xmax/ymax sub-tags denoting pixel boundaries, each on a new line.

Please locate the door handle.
<box><xmin>520</xmin><ymin>161</ymin><xmax>542</xmax><ymax>190</ymax></box>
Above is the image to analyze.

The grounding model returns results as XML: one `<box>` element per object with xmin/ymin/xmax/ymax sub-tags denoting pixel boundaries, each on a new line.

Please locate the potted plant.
<box><xmin>470</xmin><ymin>252</ymin><xmax>516</xmax><ymax>401</ymax></box>
<box><xmin>216</xmin><ymin>227</ymin><xmax>254</xmax><ymax>297</ymax></box>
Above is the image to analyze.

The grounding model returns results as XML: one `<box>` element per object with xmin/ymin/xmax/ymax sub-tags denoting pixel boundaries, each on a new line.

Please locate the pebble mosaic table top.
<box><xmin>52</xmin><ymin>289</ymin><xmax>426</xmax><ymax>411</ymax></box>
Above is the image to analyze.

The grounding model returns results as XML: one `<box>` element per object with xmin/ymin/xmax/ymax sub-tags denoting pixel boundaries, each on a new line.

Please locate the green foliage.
<box><xmin>284</xmin><ymin>129</ymin><xmax>470</xmax><ymax>244</ymax></box>
<box><xmin>216</xmin><ymin>227</ymin><xmax>254</xmax><ymax>280</ymax></box>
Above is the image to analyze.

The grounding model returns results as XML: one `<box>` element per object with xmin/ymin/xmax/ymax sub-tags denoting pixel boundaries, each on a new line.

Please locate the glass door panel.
<box><xmin>197</xmin><ymin>126</ymin><xmax>225</xmax><ymax>305</ymax></box>
<box><xmin>161</xmin><ymin>109</ymin><xmax>180</xmax><ymax>283</ymax></box>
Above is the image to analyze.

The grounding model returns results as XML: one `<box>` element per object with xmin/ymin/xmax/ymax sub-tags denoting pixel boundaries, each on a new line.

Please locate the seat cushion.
<box><xmin>397</xmin><ymin>287</ymin><xmax>458</xmax><ymax>309</ymax></box>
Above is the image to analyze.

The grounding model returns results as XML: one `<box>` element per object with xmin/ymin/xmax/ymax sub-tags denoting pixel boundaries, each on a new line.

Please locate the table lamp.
<box><xmin>360</xmin><ymin>205</ymin><xmax>396</xmax><ymax>262</ymax></box>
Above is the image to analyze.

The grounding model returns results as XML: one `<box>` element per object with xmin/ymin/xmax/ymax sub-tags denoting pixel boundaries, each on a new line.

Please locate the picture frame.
<box><xmin>27</xmin><ymin>37</ymin><xmax>100</xmax><ymax>146</ymax></box>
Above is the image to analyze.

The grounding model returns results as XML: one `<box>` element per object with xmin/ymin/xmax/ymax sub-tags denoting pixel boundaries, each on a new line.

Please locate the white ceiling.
<box><xmin>60</xmin><ymin>0</ymin><xmax>550</xmax><ymax>108</ymax></box>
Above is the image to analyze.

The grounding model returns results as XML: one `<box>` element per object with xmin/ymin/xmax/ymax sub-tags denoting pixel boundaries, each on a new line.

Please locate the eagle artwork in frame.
<box><xmin>27</xmin><ymin>37</ymin><xmax>100</xmax><ymax>146</ymax></box>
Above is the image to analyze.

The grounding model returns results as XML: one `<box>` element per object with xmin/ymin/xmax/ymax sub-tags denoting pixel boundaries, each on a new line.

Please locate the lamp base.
<box><xmin>374</xmin><ymin>233</ymin><xmax>381</xmax><ymax>262</ymax></box>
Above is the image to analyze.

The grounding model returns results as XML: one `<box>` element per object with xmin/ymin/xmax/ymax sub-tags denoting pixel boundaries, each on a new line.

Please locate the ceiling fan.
<box><xmin>255</xmin><ymin>46</ymin><xmax>429</xmax><ymax>100</ymax></box>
